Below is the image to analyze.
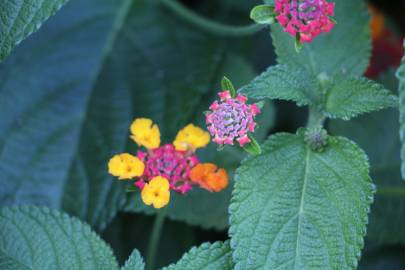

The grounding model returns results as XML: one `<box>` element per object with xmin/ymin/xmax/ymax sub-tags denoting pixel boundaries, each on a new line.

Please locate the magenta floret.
<box><xmin>206</xmin><ymin>91</ymin><xmax>260</xmax><ymax>147</ymax></box>
<box><xmin>135</xmin><ymin>144</ymin><xmax>199</xmax><ymax>194</ymax></box>
<box><xmin>275</xmin><ymin>0</ymin><xmax>335</xmax><ymax>43</ymax></box>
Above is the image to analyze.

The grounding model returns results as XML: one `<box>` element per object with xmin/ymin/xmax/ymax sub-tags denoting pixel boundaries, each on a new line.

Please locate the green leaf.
<box><xmin>229</xmin><ymin>132</ymin><xmax>374</xmax><ymax>269</ymax></box>
<box><xmin>250</xmin><ymin>5</ymin><xmax>275</xmax><ymax>25</ymax></box>
<box><xmin>269</xmin><ymin>0</ymin><xmax>371</xmax><ymax>77</ymax></box>
<box><xmin>397</xmin><ymin>39</ymin><xmax>405</xmax><ymax>179</ymax></box>
<box><xmin>239</xmin><ymin>65</ymin><xmax>319</xmax><ymax>106</ymax></box>
<box><xmin>162</xmin><ymin>241</ymin><xmax>233</xmax><ymax>270</ymax></box>
<box><xmin>324</xmin><ymin>76</ymin><xmax>398</xmax><ymax>120</ymax></box>
<box><xmin>121</xmin><ymin>249</ymin><xmax>145</xmax><ymax>270</ymax></box>
<box><xmin>0</xmin><ymin>0</ymin><xmax>69</xmax><ymax>62</ymax></box>
<box><xmin>221</xmin><ymin>76</ymin><xmax>236</xmax><ymax>97</ymax></box>
<box><xmin>243</xmin><ymin>135</ymin><xmax>262</xmax><ymax>155</ymax></box>
<box><xmin>0</xmin><ymin>206</ymin><xmax>118</xmax><ymax>269</ymax></box>
<box><xmin>330</xmin><ymin>103</ymin><xmax>405</xmax><ymax>245</ymax></box>
<box><xmin>0</xmin><ymin>0</ymin><xmax>259</xmax><ymax>232</ymax></box>
<box><xmin>0</xmin><ymin>0</ymin><xmax>134</xmax><ymax>230</ymax></box>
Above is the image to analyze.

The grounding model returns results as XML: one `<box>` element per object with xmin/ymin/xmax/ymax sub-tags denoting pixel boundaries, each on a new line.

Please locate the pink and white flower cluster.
<box><xmin>275</xmin><ymin>0</ymin><xmax>335</xmax><ymax>43</ymax></box>
<box><xmin>206</xmin><ymin>91</ymin><xmax>260</xmax><ymax>147</ymax></box>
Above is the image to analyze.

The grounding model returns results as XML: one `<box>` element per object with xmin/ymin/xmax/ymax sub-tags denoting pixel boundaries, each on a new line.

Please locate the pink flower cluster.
<box><xmin>275</xmin><ymin>0</ymin><xmax>335</xmax><ymax>43</ymax></box>
<box><xmin>206</xmin><ymin>91</ymin><xmax>260</xmax><ymax>147</ymax></box>
<box><xmin>135</xmin><ymin>144</ymin><xmax>199</xmax><ymax>194</ymax></box>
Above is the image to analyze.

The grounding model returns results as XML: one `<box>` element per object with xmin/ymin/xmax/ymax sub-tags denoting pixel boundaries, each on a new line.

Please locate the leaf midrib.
<box><xmin>293</xmin><ymin>146</ymin><xmax>310</xmax><ymax>269</ymax></box>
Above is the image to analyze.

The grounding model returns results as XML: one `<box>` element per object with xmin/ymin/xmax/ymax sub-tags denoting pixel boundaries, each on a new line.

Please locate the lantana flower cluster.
<box><xmin>206</xmin><ymin>91</ymin><xmax>260</xmax><ymax>147</ymax></box>
<box><xmin>108</xmin><ymin>118</ymin><xmax>229</xmax><ymax>209</ymax></box>
<box><xmin>275</xmin><ymin>0</ymin><xmax>335</xmax><ymax>43</ymax></box>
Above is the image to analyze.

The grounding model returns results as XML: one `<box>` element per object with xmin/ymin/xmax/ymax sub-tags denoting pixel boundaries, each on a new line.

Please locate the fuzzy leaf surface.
<box><xmin>0</xmin><ymin>0</ymin><xmax>69</xmax><ymax>61</ymax></box>
<box><xmin>0</xmin><ymin>206</ymin><xmax>118</xmax><ymax>269</ymax></box>
<box><xmin>324</xmin><ymin>76</ymin><xmax>397</xmax><ymax>120</ymax></box>
<box><xmin>229</xmin><ymin>132</ymin><xmax>374</xmax><ymax>269</ymax></box>
<box><xmin>163</xmin><ymin>241</ymin><xmax>233</xmax><ymax>270</ymax></box>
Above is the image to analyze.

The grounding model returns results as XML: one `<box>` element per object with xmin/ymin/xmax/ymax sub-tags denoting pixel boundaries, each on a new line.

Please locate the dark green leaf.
<box><xmin>229</xmin><ymin>132</ymin><xmax>374</xmax><ymax>269</ymax></box>
<box><xmin>0</xmin><ymin>0</ymin><xmax>69</xmax><ymax>61</ymax></box>
<box><xmin>0</xmin><ymin>206</ymin><xmax>118</xmax><ymax>269</ymax></box>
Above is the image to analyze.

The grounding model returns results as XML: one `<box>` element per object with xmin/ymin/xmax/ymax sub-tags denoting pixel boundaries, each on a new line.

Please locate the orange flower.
<box><xmin>190</xmin><ymin>163</ymin><xmax>228</xmax><ymax>192</ymax></box>
<box><xmin>368</xmin><ymin>4</ymin><xmax>385</xmax><ymax>40</ymax></box>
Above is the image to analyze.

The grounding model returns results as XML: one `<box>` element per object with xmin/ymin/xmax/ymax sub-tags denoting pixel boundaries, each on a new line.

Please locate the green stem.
<box><xmin>306</xmin><ymin>107</ymin><xmax>326</xmax><ymax>128</ymax></box>
<box><xmin>146</xmin><ymin>210</ymin><xmax>166</xmax><ymax>270</ymax></box>
<box><xmin>159</xmin><ymin>0</ymin><xmax>265</xmax><ymax>37</ymax></box>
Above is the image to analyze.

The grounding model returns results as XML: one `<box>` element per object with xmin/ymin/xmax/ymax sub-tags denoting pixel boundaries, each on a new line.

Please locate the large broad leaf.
<box><xmin>1</xmin><ymin>0</ymin><xmax>269</xmax><ymax>231</ymax></box>
<box><xmin>229</xmin><ymin>132</ymin><xmax>374</xmax><ymax>269</ymax></box>
<box><xmin>0</xmin><ymin>0</ymin><xmax>132</xmax><ymax>219</ymax></box>
<box><xmin>0</xmin><ymin>0</ymin><xmax>69</xmax><ymax>61</ymax></box>
<box><xmin>268</xmin><ymin>0</ymin><xmax>371</xmax><ymax>77</ymax></box>
<box><xmin>162</xmin><ymin>241</ymin><xmax>234</xmax><ymax>270</ymax></box>
<box><xmin>398</xmin><ymin>39</ymin><xmax>405</xmax><ymax>179</ymax></box>
<box><xmin>329</xmin><ymin>69</ymin><xmax>405</xmax><ymax>245</ymax></box>
<box><xmin>0</xmin><ymin>206</ymin><xmax>118</xmax><ymax>269</ymax></box>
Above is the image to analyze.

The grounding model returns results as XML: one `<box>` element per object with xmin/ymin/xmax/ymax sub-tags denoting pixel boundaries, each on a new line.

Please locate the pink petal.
<box><xmin>218</xmin><ymin>91</ymin><xmax>231</xmax><ymax>101</ymax></box>
<box><xmin>237</xmin><ymin>135</ymin><xmax>251</xmax><ymax>147</ymax></box>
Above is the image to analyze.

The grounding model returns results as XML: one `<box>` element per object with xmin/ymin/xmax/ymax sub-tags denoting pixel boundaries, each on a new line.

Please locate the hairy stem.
<box><xmin>306</xmin><ymin>107</ymin><xmax>326</xmax><ymax>128</ymax></box>
<box><xmin>159</xmin><ymin>0</ymin><xmax>265</xmax><ymax>37</ymax></box>
<box><xmin>147</xmin><ymin>210</ymin><xmax>166</xmax><ymax>270</ymax></box>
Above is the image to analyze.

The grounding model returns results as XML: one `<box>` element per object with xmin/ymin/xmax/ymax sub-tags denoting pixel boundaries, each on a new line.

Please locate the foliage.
<box><xmin>0</xmin><ymin>0</ymin><xmax>404</xmax><ymax>269</ymax></box>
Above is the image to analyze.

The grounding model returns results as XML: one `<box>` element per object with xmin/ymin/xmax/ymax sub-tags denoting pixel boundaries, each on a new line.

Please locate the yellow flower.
<box><xmin>141</xmin><ymin>176</ymin><xmax>170</xmax><ymax>209</ymax></box>
<box><xmin>130</xmin><ymin>118</ymin><xmax>161</xmax><ymax>149</ymax></box>
<box><xmin>108</xmin><ymin>153</ymin><xmax>145</xmax><ymax>180</ymax></box>
<box><xmin>173</xmin><ymin>124</ymin><xmax>210</xmax><ymax>151</ymax></box>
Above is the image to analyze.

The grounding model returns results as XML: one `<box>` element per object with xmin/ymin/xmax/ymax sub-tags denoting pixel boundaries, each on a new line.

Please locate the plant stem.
<box><xmin>159</xmin><ymin>0</ymin><xmax>266</xmax><ymax>37</ymax></box>
<box><xmin>306</xmin><ymin>107</ymin><xmax>326</xmax><ymax>128</ymax></box>
<box><xmin>146</xmin><ymin>210</ymin><xmax>166</xmax><ymax>270</ymax></box>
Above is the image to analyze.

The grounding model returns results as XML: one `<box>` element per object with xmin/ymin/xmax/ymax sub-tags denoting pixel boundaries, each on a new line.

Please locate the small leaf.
<box><xmin>162</xmin><ymin>241</ymin><xmax>233</xmax><ymax>270</ymax></box>
<box><xmin>243</xmin><ymin>135</ymin><xmax>262</xmax><ymax>155</ymax></box>
<box><xmin>221</xmin><ymin>76</ymin><xmax>236</xmax><ymax>97</ymax></box>
<box><xmin>0</xmin><ymin>0</ymin><xmax>69</xmax><ymax>62</ymax></box>
<box><xmin>295</xmin><ymin>33</ymin><xmax>303</xmax><ymax>52</ymax></box>
<box><xmin>397</xmin><ymin>38</ymin><xmax>405</xmax><ymax>179</ymax></box>
<box><xmin>250</xmin><ymin>5</ymin><xmax>275</xmax><ymax>25</ymax></box>
<box><xmin>0</xmin><ymin>206</ymin><xmax>119</xmax><ymax>269</ymax></box>
<box><xmin>229</xmin><ymin>132</ymin><xmax>374</xmax><ymax>269</ymax></box>
<box><xmin>239</xmin><ymin>64</ymin><xmax>320</xmax><ymax>106</ymax></box>
<box><xmin>121</xmin><ymin>249</ymin><xmax>145</xmax><ymax>270</ymax></box>
<box><xmin>324</xmin><ymin>76</ymin><xmax>398</xmax><ymax>120</ymax></box>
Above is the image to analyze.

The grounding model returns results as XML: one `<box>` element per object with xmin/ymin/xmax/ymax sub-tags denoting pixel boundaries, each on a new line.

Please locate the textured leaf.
<box><xmin>397</xmin><ymin>39</ymin><xmax>405</xmax><ymax>179</ymax></box>
<box><xmin>163</xmin><ymin>241</ymin><xmax>233</xmax><ymax>270</ymax></box>
<box><xmin>324</xmin><ymin>76</ymin><xmax>398</xmax><ymax>120</ymax></box>
<box><xmin>121</xmin><ymin>249</ymin><xmax>144</xmax><ymax>270</ymax></box>
<box><xmin>268</xmin><ymin>0</ymin><xmax>371</xmax><ymax>77</ymax></box>
<box><xmin>239</xmin><ymin>64</ymin><xmax>319</xmax><ymax>106</ymax></box>
<box><xmin>0</xmin><ymin>0</ymin><xmax>269</xmax><ymax>231</ymax></box>
<box><xmin>0</xmin><ymin>206</ymin><xmax>118</xmax><ymax>269</ymax></box>
<box><xmin>330</xmin><ymin>107</ymin><xmax>405</xmax><ymax>245</ymax></box>
<box><xmin>229</xmin><ymin>132</ymin><xmax>374</xmax><ymax>269</ymax></box>
<box><xmin>0</xmin><ymin>0</ymin><xmax>69</xmax><ymax>61</ymax></box>
<box><xmin>0</xmin><ymin>0</ymin><xmax>132</xmax><ymax>230</ymax></box>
